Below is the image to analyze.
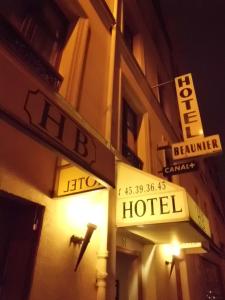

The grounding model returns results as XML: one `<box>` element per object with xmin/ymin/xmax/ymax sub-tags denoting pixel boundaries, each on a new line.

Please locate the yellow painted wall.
<box><xmin>0</xmin><ymin>121</ymin><xmax>110</xmax><ymax>300</ymax></box>
<box><xmin>59</xmin><ymin>0</ymin><xmax>113</xmax><ymax>139</ymax></box>
<box><xmin>142</xmin><ymin>245</ymin><xmax>179</xmax><ymax>300</ymax></box>
<box><xmin>0</xmin><ymin>1</ymin><xmax>112</xmax><ymax>297</ymax></box>
<box><xmin>30</xmin><ymin>189</ymin><xmax>109</xmax><ymax>300</ymax></box>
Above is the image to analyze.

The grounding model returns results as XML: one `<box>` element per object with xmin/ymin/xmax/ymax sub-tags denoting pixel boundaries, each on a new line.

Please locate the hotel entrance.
<box><xmin>115</xmin><ymin>161</ymin><xmax>213</xmax><ymax>300</ymax></box>
<box><xmin>116</xmin><ymin>248</ymin><xmax>142</xmax><ymax>300</ymax></box>
<box><xmin>0</xmin><ymin>193</ymin><xmax>43</xmax><ymax>300</ymax></box>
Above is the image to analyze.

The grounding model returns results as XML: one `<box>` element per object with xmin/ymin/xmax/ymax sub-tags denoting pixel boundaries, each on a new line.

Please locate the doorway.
<box><xmin>0</xmin><ymin>193</ymin><xmax>44</xmax><ymax>300</ymax></box>
<box><xmin>116</xmin><ymin>249</ymin><xmax>142</xmax><ymax>300</ymax></box>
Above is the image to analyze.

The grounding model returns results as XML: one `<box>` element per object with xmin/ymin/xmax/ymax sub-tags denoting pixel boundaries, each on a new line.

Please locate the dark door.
<box><xmin>200</xmin><ymin>257</ymin><xmax>225</xmax><ymax>300</ymax></box>
<box><xmin>116</xmin><ymin>250</ymin><xmax>142</xmax><ymax>300</ymax></box>
<box><xmin>0</xmin><ymin>195</ymin><xmax>43</xmax><ymax>300</ymax></box>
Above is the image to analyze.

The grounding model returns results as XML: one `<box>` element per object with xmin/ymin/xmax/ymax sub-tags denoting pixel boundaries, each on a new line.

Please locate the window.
<box><xmin>0</xmin><ymin>0</ymin><xmax>76</xmax><ymax>89</ymax></box>
<box><xmin>122</xmin><ymin>100</ymin><xmax>143</xmax><ymax>169</ymax></box>
<box><xmin>122</xmin><ymin>1</ymin><xmax>145</xmax><ymax>72</ymax></box>
<box><xmin>0</xmin><ymin>0</ymin><xmax>69</xmax><ymax>67</ymax></box>
<box><xmin>123</xmin><ymin>18</ymin><xmax>134</xmax><ymax>52</ymax></box>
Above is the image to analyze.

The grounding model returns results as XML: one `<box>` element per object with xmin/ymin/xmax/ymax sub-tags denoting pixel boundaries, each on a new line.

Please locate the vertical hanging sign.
<box><xmin>175</xmin><ymin>73</ymin><xmax>204</xmax><ymax>140</ymax></box>
<box><xmin>172</xmin><ymin>73</ymin><xmax>222</xmax><ymax>160</ymax></box>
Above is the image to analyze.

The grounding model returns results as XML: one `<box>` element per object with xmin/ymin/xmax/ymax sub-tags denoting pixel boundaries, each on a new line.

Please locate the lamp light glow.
<box><xmin>163</xmin><ymin>242</ymin><xmax>181</xmax><ymax>264</ymax></box>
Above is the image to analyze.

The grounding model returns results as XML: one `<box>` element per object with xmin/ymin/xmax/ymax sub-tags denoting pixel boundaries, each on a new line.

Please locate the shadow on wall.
<box><xmin>0</xmin><ymin>120</ymin><xmax>57</xmax><ymax>196</ymax></box>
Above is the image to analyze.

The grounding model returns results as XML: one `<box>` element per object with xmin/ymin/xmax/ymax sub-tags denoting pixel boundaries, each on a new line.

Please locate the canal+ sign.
<box><xmin>162</xmin><ymin>161</ymin><xmax>198</xmax><ymax>177</ymax></box>
<box><xmin>172</xmin><ymin>73</ymin><xmax>222</xmax><ymax>161</ymax></box>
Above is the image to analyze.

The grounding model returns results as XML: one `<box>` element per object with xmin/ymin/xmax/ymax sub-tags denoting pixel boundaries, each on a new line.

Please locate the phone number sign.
<box><xmin>118</xmin><ymin>181</ymin><xmax>167</xmax><ymax>198</ymax></box>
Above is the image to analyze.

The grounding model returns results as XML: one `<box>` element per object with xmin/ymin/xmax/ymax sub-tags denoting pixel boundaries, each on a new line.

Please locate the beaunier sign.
<box><xmin>172</xmin><ymin>134</ymin><xmax>222</xmax><ymax>161</ymax></box>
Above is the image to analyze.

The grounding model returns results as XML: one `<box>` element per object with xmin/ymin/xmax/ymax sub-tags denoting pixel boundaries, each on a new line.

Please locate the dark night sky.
<box><xmin>159</xmin><ymin>0</ymin><xmax>225</xmax><ymax>182</ymax></box>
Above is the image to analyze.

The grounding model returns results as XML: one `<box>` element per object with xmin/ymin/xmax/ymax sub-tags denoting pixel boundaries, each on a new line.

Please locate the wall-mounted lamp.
<box><xmin>166</xmin><ymin>255</ymin><xmax>178</xmax><ymax>277</ymax></box>
<box><xmin>166</xmin><ymin>255</ymin><xmax>184</xmax><ymax>278</ymax></box>
<box><xmin>70</xmin><ymin>223</ymin><xmax>97</xmax><ymax>271</ymax></box>
<box><xmin>163</xmin><ymin>243</ymin><xmax>183</xmax><ymax>277</ymax></box>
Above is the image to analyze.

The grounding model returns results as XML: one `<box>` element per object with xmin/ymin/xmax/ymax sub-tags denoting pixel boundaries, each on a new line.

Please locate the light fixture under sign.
<box><xmin>163</xmin><ymin>243</ymin><xmax>183</xmax><ymax>277</ymax></box>
<box><xmin>70</xmin><ymin>223</ymin><xmax>97</xmax><ymax>271</ymax></box>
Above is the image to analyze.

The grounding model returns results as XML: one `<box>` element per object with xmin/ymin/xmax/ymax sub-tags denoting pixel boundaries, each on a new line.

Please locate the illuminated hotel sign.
<box><xmin>116</xmin><ymin>162</ymin><xmax>211</xmax><ymax>240</ymax></box>
<box><xmin>175</xmin><ymin>73</ymin><xmax>203</xmax><ymax>140</ymax></box>
<box><xmin>172</xmin><ymin>73</ymin><xmax>222</xmax><ymax>160</ymax></box>
<box><xmin>120</xmin><ymin>190</ymin><xmax>186</xmax><ymax>224</ymax></box>
<box><xmin>0</xmin><ymin>53</ymin><xmax>115</xmax><ymax>186</ymax></box>
<box><xmin>56</xmin><ymin>165</ymin><xmax>104</xmax><ymax>196</ymax></box>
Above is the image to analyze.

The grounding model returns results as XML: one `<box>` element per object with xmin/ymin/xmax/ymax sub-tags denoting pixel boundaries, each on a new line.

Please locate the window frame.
<box><xmin>121</xmin><ymin>0</ymin><xmax>145</xmax><ymax>72</ymax></box>
<box><xmin>122</xmin><ymin>99</ymin><xmax>143</xmax><ymax>169</ymax></box>
<box><xmin>0</xmin><ymin>0</ymin><xmax>80</xmax><ymax>90</ymax></box>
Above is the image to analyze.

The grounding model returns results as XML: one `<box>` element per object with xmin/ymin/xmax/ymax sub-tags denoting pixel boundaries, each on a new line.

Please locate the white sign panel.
<box><xmin>117</xmin><ymin>190</ymin><xmax>189</xmax><ymax>227</ymax></box>
<box><xmin>116</xmin><ymin>162</ymin><xmax>189</xmax><ymax>227</ymax></box>
<box><xmin>116</xmin><ymin>162</ymin><xmax>211</xmax><ymax>238</ymax></box>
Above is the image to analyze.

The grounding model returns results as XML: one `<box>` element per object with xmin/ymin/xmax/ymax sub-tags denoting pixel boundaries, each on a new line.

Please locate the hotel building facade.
<box><xmin>0</xmin><ymin>0</ymin><xmax>225</xmax><ymax>299</ymax></box>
